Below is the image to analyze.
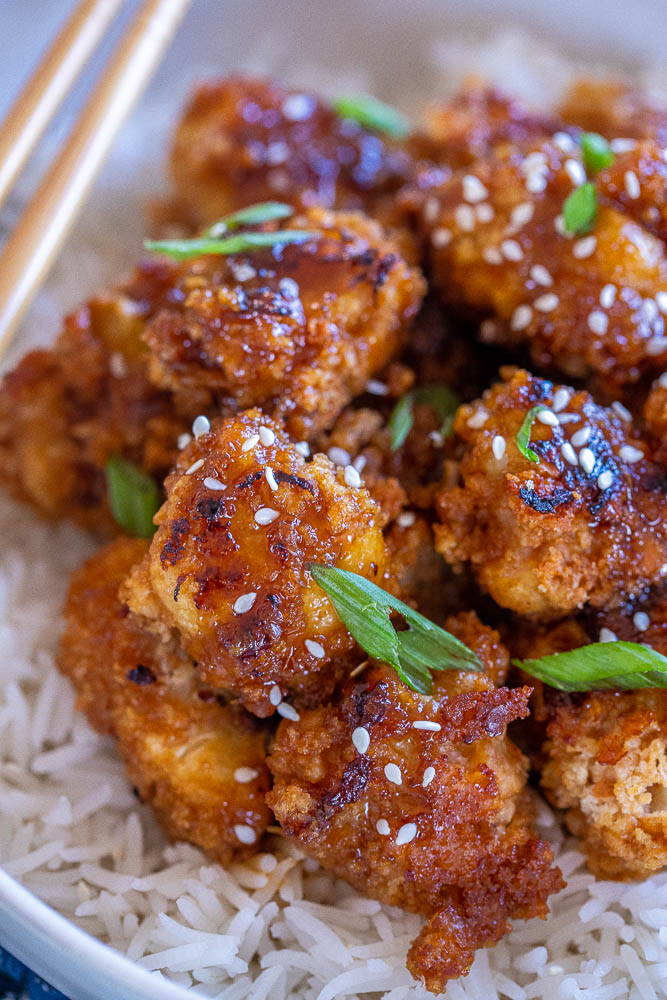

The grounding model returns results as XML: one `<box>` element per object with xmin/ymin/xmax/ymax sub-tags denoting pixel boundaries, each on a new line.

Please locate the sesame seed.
<box><xmin>234</xmin><ymin>824</ymin><xmax>257</xmax><ymax>844</ymax></box>
<box><xmin>431</xmin><ymin>227</ymin><xmax>452</xmax><ymax>248</ymax></box>
<box><xmin>462</xmin><ymin>175</ymin><xmax>488</xmax><ymax>203</ymax></box>
<box><xmin>255</xmin><ymin>507</ymin><xmax>278</xmax><ymax>525</ymax></box>
<box><xmin>611</xmin><ymin>401</ymin><xmax>632</xmax><ymax>422</ymax></box>
<box><xmin>535</xmin><ymin>293</ymin><xmax>559</xmax><ymax>312</ymax></box>
<box><xmin>354</xmin><ymin>455</ymin><xmax>367</xmax><ymax>473</ymax></box>
<box><xmin>305</xmin><ymin>639</ymin><xmax>325</xmax><ymax>659</ymax></box>
<box><xmin>267</xmin><ymin>141</ymin><xmax>288</xmax><ymax>165</ymax></box>
<box><xmin>579</xmin><ymin>448</ymin><xmax>596</xmax><ymax>474</ymax></box>
<box><xmin>600</xmin><ymin>284</ymin><xmax>617</xmax><ymax>309</ymax></box>
<box><xmin>282</xmin><ymin>93</ymin><xmax>313</xmax><ymax>121</ymax></box>
<box><xmin>185</xmin><ymin>458</ymin><xmax>204</xmax><ymax>475</ymax></box>
<box><xmin>480</xmin><ymin>319</ymin><xmax>497</xmax><ymax>341</ymax></box>
<box><xmin>233</xmin><ymin>592</ymin><xmax>257</xmax><ymax>614</ymax></box>
<box><xmin>624</xmin><ymin>170</ymin><xmax>640</xmax><ymax>199</ymax></box>
<box><xmin>492</xmin><ymin>435</ymin><xmax>506</xmax><ymax>460</ymax></box>
<box><xmin>511</xmin><ymin>203</ymin><xmax>534</xmax><ymax>228</ymax></box>
<box><xmin>554</xmin><ymin>214</ymin><xmax>567</xmax><ymax>235</ymax></box>
<box><xmin>561</xmin><ymin>442</ymin><xmax>578</xmax><ymax>465</ymax></box>
<box><xmin>553</xmin><ymin>132</ymin><xmax>577</xmax><ymax>154</ymax></box>
<box><xmin>571</xmin><ymin>427</ymin><xmax>591</xmax><ymax>447</ymax></box>
<box><xmin>482</xmin><ymin>247</ymin><xmax>503</xmax><ymax>265</ymax></box>
<box><xmin>610</xmin><ymin>138</ymin><xmax>637</xmax><ymax>153</ymax></box>
<box><xmin>259</xmin><ymin>426</ymin><xmax>275</xmax><ymax>446</ymax></box>
<box><xmin>344</xmin><ymin>465</ymin><xmax>362</xmax><ymax>488</ymax></box>
<box><xmin>501</xmin><ymin>239</ymin><xmax>523</xmax><ymax>261</ymax></box>
<box><xmin>526</xmin><ymin>172</ymin><xmax>547</xmax><ymax>193</ymax></box>
<box><xmin>619</xmin><ymin>444</ymin><xmax>643</xmax><ymax>463</ymax></box>
<box><xmin>397</xmin><ymin>511</ymin><xmax>416</xmax><ymax>528</ymax></box>
<box><xmin>643</xmin><ymin>298</ymin><xmax>659</xmax><ymax>323</ymax></box>
<box><xmin>413</xmin><ymin>721</ymin><xmax>442</xmax><ymax>732</ymax></box>
<box><xmin>203</xmin><ymin>477</ymin><xmax>226</xmax><ymax>491</ymax></box>
<box><xmin>234</xmin><ymin>767</ymin><xmax>259</xmax><ymax>784</ymax></box>
<box><xmin>366</xmin><ymin>379</ymin><xmax>389</xmax><ymax>396</ymax></box>
<box><xmin>455</xmin><ymin>205</ymin><xmax>475</xmax><ymax>231</ymax></box>
<box><xmin>656</xmin><ymin>292</ymin><xmax>667</xmax><ymax>314</ymax></box>
<box><xmin>537</xmin><ymin>409</ymin><xmax>559</xmax><ymax>426</ymax></box>
<box><xmin>551</xmin><ymin>388</ymin><xmax>570</xmax><ymax>412</ymax></box>
<box><xmin>177</xmin><ymin>433</ymin><xmax>192</xmax><ymax>450</ymax></box>
<box><xmin>530</xmin><ymin>264</ymin><xmax>552</xmax><ymax>287</ymax></box>
<box><xmin>265</xmin><ymin>467</ymin><xmax>278</xmax><ymax>491</ymax></box>
<box><xmin>269</xmin><ymin>685</ymin><xmax>282</xmax><ymax>706</ymax></box>
<box><xmin>232</xmin><ymin>262</ymin><xmax>257</xmax><ymax>282</ymax></box>
<box><xmin>523</xmin><ymin>152</ymin><xmax>548</xmax><ymax>170</ymax></box>
<box><xmin>588</xmin><ymin>310</ymin><xmax>609</xmax><ymax>335</ymax></box>
<box><xmin>295</xmin><ymin>441</ymin><xmax>310</xmax><ymax>457</ymax></box>
<box><xmin>422</xmin><ymin>766</ymin><xmax>436</xmax><ymax>788</ymax></box>
<box><xmin>558</xmin><ymin>413</ymin><xmax>579</xmax><ymax>424</ymax></box>
<box><xmin>328</xmin><ymin>446</ymin><xmax>350</xmax><ymax>466</ymax></box>
<box><xmin>277</xmin><ymin>703</ymin><xmax>300</xmax><ymax>722</ymax></box>
<box><xmin>597</xmin><ymin>470</ymin><xmax>613</xmax><ymax>490</ymax></box>
<box><xmin>565</xmin><ymin>158</ymin><xmax>587</xmax><ymax>186</ymax></box>
<box><xmin>647</xmin><ymin>336</ymin><xmax>667</xmax><ymax>356</ymax></box>
<box><xmin>599</xmin><ymin>627</ymin><xmax>618</xmax><ymax>643</ymax></box>
<box><xmin>633</xmin><ymin>611</ymin><xmax>650</xmax><ymax>632</ymax></box>
<box><xmin>476</xmin><ymin>203</ymin><xmax>494</xmax><ymax>223</ymax></box>
<box><xmin>467</xmin><ymin>408</ymin><xmax>489</xmax><ymax>428</ymax></box>
<box><xmin>423</xmin><ymin>197</ymin><xmax>441</xmax><ymax>223</ymax></box>
<box><xmin>376</xmin><ymin>819</ymin><xmax>390</xmax><ymax>836</ymax></box>
<box><xmin>279</xmin><ymin>277</ymin><xmax>300</xmax><ymax>300</ymax></box>
<box><xmin>384</xmin><ymin>763</ymin><xmax>402</xmax><ymax>785</ymax></box>
<box><xmin>352</xmin><ymin>727</ymin><xmax>370</xmax><ymax>754</ymax></box>
<box><xmin>573</xmin><ymin>236</ymin><xmax>597</xmax><ymax>259</ymax></box>
<box><xmin>395</xmin><ymin>823</ymin><xmax>417</xmax><ymax>846</ymax></box>
<box><xmin>242</xmin><ymin>434</ymin><xmax>260</xmax><ymax>452</ymax></box>
<box><xmin>660</xmin><ymin>372</ymin><xmax>667</xmax><ymax>389</ymax></box>
<box><xmin>511</xmin><ymin>305</ymin><xmax>533</xmax><ymax>331</ymax></box>
<box><xmin>109</xmin><ymin>352</ymin><xmax>128</xmax><ymax>378</ymax></box>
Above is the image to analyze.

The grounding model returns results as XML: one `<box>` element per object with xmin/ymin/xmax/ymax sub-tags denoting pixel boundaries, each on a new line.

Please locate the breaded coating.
<box><xmin>406</xmin><ymin>134</ymin><xmax>667</xmax><ymax>389</ymax></box>
<box><xmin>559</xmin><ymin>78</ymin><xmax>667</xmax><ymax>145</ymax></box>
<box><xmin>59</xmin><ymin>538</ymin><xmax>271</xmax><ymax>863</ymax></box>
<box><xmin>519</xmin><ymin>588</ymin><xmax>667</xmax><ymax>879</ymax></box>
<box><xmin>169</xmin><ymin>75</ymin><xmax>415</xmax><ymax>229</ymax></box>
<box><xmin>143</xmin><ymin>207</ymin><xmax>425</xmax><ymax>440</ymax></box>
<box><xmin>435</xmin><ymin>369</ymin><xmax>667</xmax><ymax>619</ymax></box>
<box><xmin>123</xmin><ymin>410</ymin><xmax>389</xmax><ymax>718</ymax></box>
<box><xmin>644</xmin><ymin>373</ymin><xmax>667</xmax><ymax>463</ymax></box>
<box><xmin>267</xmin><ymin>665</ymin><xmax>562</xmax><ymax>991</ymax></box>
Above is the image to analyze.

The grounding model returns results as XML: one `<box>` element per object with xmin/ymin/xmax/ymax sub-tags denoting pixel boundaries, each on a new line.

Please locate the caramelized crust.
<box><xmin>170</xmin><ymin>75</ymin><xmax>416</xmax><ymax>228</ymax></box>
<box><xmin>123</xmin><ymin>410</ymin><xmax>389</xmax><ymax>717</ymax></box>
<box><xmin>435</xmin><ymin>369</ymin><xmax>667</xmax><ymax>619</ymax></box>
<box><xmin>58</xmin><ymin>538</ymin><xmax>271</xmax><ymax>863</ymax></box>
<box><xmin>644</xmin><ymin>374</ymin><xmax>667</xmax><ymax>464</ymax></box>
<box><xmin>267</xmin><ymin>666</ymin><xmax>562</xmax><ymax>991</ymax></box>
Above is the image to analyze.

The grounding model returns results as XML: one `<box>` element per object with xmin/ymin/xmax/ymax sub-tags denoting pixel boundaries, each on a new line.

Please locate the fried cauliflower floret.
<box><xmin>143</xmin><ymin>208</ymin><xmax>425</xmax><ymax>441</ymax></box>
<box><xmin>559</xmin><ymin>78</ymin><xmax>667</xmax><ymax>145</ymax></box>
<box><xmin>169</xmin><ymin>75</ymin><xmax>415</xmax><ymax>228</ymax></box>
<box><xmin>124</xmin><ymin>410</ymin><xmax>390</xmax><ymax>717</ymax></box>
<box><xmin>59</xmin><ymin>538</ymin><xmax>271</xmax><ymax>863</ymax></box>
<box><xmin>407</xmin><ymin>134</ymin><xmax>667</xmax><ymax>390</ymax></box>
<box><xmin>435</xmin><ymin>369</ymin><xmax>667</xmax><ymax>619</ymax></box>
<box><xmin>267</xmin><ymin>666</ymin><xmax>562</xmax><ymax>991</ymax></box>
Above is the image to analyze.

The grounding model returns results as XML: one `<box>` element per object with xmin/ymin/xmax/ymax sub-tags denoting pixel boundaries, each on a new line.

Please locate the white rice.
<box><xmin>2</xmin><ymin>23</ymin><xmax>667</xmax><ymax>1000</ymax></box>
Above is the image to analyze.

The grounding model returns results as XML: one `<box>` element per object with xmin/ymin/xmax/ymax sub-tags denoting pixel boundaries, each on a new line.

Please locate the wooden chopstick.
<box><xmin>0</xmin><ymin>0</ymin><xmax>125</xmax><ymax>211</ymax></box>
<box><xmin>0</xmin><ymin>0</ymin><xmax>192</xmax><ymax>362</ymax></box>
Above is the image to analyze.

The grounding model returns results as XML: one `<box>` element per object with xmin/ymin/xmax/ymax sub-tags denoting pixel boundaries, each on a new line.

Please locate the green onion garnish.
<box><xmin>562</xmin><ymin>181</ymin><xmax>598</xmax><ymax>235</ymax></box>
<box><xmin>388</xmin><ymin>384</ymin><xmax>459</xmax><ymax>451</ymax></box>
<box><xmin>205</xmin><ymin>202</ymin><xmax>293</xmax><ymax>237</ymax></box>
<box><xmin>144</xmin><ymin>229</ymin><xmax>319</xmax><ymax>261</ymax></box>
<box><xmin>514</xmin><ymin>641</ymin><xmax>667</xmax><ymax>692</ymax></box>
<box><xmin>106</xmin><ymin>456</ymin><xmax>160</xmax><ymax>538</ymax></box>
<box><xmin>516</xmin><ymin>405</ymin><xmax>547</xmax><ymax>464</ymax></box>
<box><xmin>309</xmin><ymin>565</ymin><xmax>482</xmax><ymax>694</ymax></box>
<box><xmin>579</xmin><ymin>133</ymin><xmax>615</xmax><ymax>174</ymax></box>
<box><xmin>332</xmin><ymin>94</ymin><xmax>410</xmax><ymax>139</ymax></box>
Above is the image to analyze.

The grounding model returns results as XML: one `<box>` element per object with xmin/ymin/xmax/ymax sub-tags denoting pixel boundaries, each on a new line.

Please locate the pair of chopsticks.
<box><xmin>0</xmin><ymin>0</ymin><xmax>192</xmax><ymax>363</ymax></box>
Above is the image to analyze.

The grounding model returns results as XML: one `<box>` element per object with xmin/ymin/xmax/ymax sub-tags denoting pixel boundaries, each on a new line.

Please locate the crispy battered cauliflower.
<box><xmin>59</xmin><ymin>537</ymin><xmax>271</xmax><ymax>863</ymax></box>
<box><xmin>123</xmin><ymin>410</ymin><xmax>390</xmax><ymax>717</ymax></box>
<box><xmin>435</xmin><ymin>368</ymin><xmax>667</xmax><ymax>619</ymax></box>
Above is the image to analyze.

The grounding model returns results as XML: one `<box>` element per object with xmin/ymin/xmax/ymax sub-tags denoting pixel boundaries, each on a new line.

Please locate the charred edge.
<box><xmin>237</xmin><ymin>470</ymin><xmax>264</xmax><ymax>490</ymax></box>
<box><xmin>197</xmin><ymin>497</ymin><xmax>222</xmax><ymax>519</ymax></box>
<box><xmin>173</xmin><ymin>573</ymin><xmax>186</xmax><ymax>602</ymax></box>
<box><xmin>519</xmin><ymin>486</ymin><xmax>573</xmax><ymax>513</ymax></box>
<box><xmin>274</xmin><ymin>470</ymin><xmax>315</xmax><ymax>493</ymax></box>
<box><xmin>160</xmin><ymin>516</ymin><xmax>190</xmax><ymax>566</ymax></box>
<box><xmin>315</xmin><ymin>754</ymin><xmax>371</xmax><ymax>823</ymax></box>
<box><xmin>127</xmin><ymin>664</ymin><xmax>156</xmax><ymax>685</ymax></box>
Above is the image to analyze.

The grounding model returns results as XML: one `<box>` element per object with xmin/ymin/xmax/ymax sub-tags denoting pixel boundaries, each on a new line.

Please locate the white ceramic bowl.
<box><xmin>1</xmin><ymin>0</ymin><xmax>666</xmax><ymax>996</ymax></box>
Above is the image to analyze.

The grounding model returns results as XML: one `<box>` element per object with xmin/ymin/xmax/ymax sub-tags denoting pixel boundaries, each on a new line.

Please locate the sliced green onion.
<box><xmin>562</xmin><ymin>181</ymin><xmax>598</xmax><ymax>235</ymax></box>
<box><xmin>579</xmin><ymin>133</ymin><xmax>615</xmax><ymax>174</ymax></box>
<box><xmin>516</xmin><ymin>405</ymin><xmax>547</xmax><ymax>464</ymax></box>
<box><xmin>144</xmin><ymin>230</ymin><xmax>319</xmax><ymax>261</ymax></box>
<box><xmin>106</xmin><ymin>457</ymin><xmax>160</xmax><ymax>538</ymax></box>
<box><xmin>388</xmin><ymin>384</ymin><xmax>459</xmax><ymax>451</ymax></box>
<box><xmin>513</xmin><ymin>641</ymin><xmax>667</xmax><ymax>692</ymax></box>
<box><xmin>332</xmin><ymin>94</ymin><xmax>410</xmax><ymax>139</ymax></box>
<box><xmin>309</xmin><ymin>565</ymin><xmax>482</xmax><ymax>694</ymax></box>
<box><xmin>205</xmin><ymin>202</ymin><xmax>293</xmax><ymax>238</ymax></box>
